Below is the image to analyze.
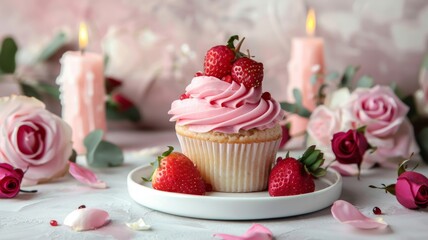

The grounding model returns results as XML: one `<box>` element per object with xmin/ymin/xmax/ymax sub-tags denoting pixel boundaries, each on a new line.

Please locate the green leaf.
<box><xmin>316</xmin><ymin>84</ymin><xmax>328</xmax><ymax>106</ymax></box>
<box><xmin>122</xmin><ymin>106</ymin><xmax>141</xmax><ymax>122</ymax></box>
<box><xmin>339</xmin><ymin>65</ymin><xmax>360</xmax><ymax>88</ymax></box>
<box><xmin>369</xmin><ymin>184</ymin><xmax>396</xmax><ymax>195</ymax></box>
<box><xmin>310</xmin><ymin>74</ymin><xmax>318</xmax><ymax>85</ymax></box>
<box><xmin>37</xmin><ymin>32</ymin><xmax>67</xmax><ymax>62</ymax></box>
<box><xmin>301</xmin><ymin>145</ymin><xmax>316</xmax><ymax>159</ymax></box>
<box><xmin>325</xmin><ymin>72</ymin><xmax>339</xmax><ymax>82</ymax></box>
<box><xmin>293</xmin><ymin>88</ymin><xmax>303</xmax><ymax>105</ymax></box>
<box><xmin>356</xmin><ymin>125</ymin><xmax>367</xmax><ymax>133</ymax></box>
<box><xmin>280</xmin><ymin>102</ymin><xmax>311</xmax><ymax>118</ymax></box>
<box><xmin>84</xmin><ymin>129</ymin><xmax>124</xmax><ymax>168</ymax></box>
<box><xmin>390</xmin><ymin>82</ymin><xmax>406</xmax><ymax>100</ymax></box>
<box><xmin>312</xmin><ymin>168</ymin><xmax>327</xmax><ymax>178</ymax></box>
<box><xmin>19</xmin><ymin>81</ymin><xmax>60</xmax><ymax>101</ymax></box>
<box><xmin>309</xmin><ymin>156</ymin><xmax>324</xmax><ymax>171</ymax></box>
<box><xmin>20</xmin><ymin>82</ymin><xmax>42</xmax><ymax>100</ymax></box>
<box><xmin>397</xmin><ymin>159</ymin><xmax>410</xmax><ymax>176</ymax></box>
<box><xmin>403</xmin><ymin>95</ymin><xmax>417</xmax><ymax>119</ymax></box>
<box><xmin>36</xmin><ymin>82</ymin><xmax>60</xmax><ymax>99</ymax></box>
<box><xmin>417</xmin><ymin>127</ymin><xmax>428</xmax><ymax>163</ymax></box>
<box><xmin>0</xmin><ymin>37</ymin><xmax>18</xmax><ymax>74</ymax></box>
<box><xmin>357</xmin><ymin>75</ymin><xmax>374</xmax><ymax>88</ymax></box>
<box><xmin>69</xmin><ymin>149</ymin><xmax>77</xmax><ymax>163</ymax></box>
<box><xmin>105</xmin><ymin>101</ymin><xmax>141</xmax><ymax>122</ymax></box>
<box><xmin>303</xmin><ymin>150</ymin><xmax>320</xmax><ymax>166</ymax></box>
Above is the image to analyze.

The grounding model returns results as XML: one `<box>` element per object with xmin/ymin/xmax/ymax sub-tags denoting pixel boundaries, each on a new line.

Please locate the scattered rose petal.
<box><xmin>214</xmin><ymin>224</ymin><xmax>272</xmax><ymax>240</ymax></box>
<box><xmin>69</xmin><ymin>162</ymin><xmax>107</xmax><ymax>189</ymax></box>
<box><xmin>331</xmin><ymin>200</ymin><xmax>388</xmax><ymax>229</ymax></box>
<box><xmin>64</xmin><ymin>208</ymin><xmax>110</xmax><ymax>231</ymax></box>
<box><xmin>126</xmin><ymin>218</ymin><xmax>151</xmax><ymax>231</ymax></box>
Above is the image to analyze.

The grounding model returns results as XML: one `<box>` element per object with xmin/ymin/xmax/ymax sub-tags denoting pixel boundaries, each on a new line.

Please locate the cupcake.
<box><xmin>168</xmin><ymin>36</ymin><xmax>284</xmax><ymax>192</ymax></box>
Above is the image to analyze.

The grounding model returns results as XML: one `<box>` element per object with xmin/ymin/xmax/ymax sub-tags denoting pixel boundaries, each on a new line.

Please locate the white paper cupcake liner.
<box><xmin>177</xmin><ymin>134</ymin><xmax>280</xmax><ymax>192</ymax></box>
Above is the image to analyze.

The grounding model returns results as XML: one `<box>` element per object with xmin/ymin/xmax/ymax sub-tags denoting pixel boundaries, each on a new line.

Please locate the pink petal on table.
<box><xmin>331</xmin><ymin>200</ymin><xmax>388</xmax><ymax>229</ymax></box>
<box><xmin>69</xmin><ymin>162</ymin><xmax>107</xmax><ymax>189</ymax></box>
<box><xmin>64</xmin><ymin>208</ymin><xmax>110</xmax><ymax>231</ymax></box>
<box><xmin>214</xmin><ymin>224</ymin><xmax>273</xmax><ymax>240</ymax></box>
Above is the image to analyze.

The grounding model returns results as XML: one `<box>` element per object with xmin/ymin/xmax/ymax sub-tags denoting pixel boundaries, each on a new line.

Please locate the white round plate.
<box><xmin>127</xmin><ymin>165</ymin><xmax>342</xmax><ymax>220</ymax></box>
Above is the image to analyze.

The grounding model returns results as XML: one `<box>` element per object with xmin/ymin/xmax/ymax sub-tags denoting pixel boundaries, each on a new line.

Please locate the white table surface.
<box><xmin>0</xmin><ymin>129</ymin><xmax>427</xmax><ymax>240</ymax></box>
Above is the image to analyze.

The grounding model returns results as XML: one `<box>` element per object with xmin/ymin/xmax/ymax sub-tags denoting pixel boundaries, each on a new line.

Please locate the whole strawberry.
<box><xmin>144</xmin><ymin>146</ymin><xmax>206</xmax><ymax>195</ymax></box>
<box><xmin>231</xmin><ymin>57</ymin><xmax>264</xmax><ymax>88</ymax></box>
<box><xmin>204</xmin><ymin>45</ymin><xmax>235</xmax><ymax>79</ymax></box>
<box><xmin>268</xmin><ymin>146</ymin><xmax>326</xmax><ymax>197</ymax></box>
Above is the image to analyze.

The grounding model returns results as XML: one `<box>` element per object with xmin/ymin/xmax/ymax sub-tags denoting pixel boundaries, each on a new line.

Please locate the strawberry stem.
<box><xmin>235</xmin><ymin>37</ymin><xmax>245</xmax><ymax>52</ymax></box>
<box><xmin>227</xmin><ymin>35</ymin><xmax>239</xmax><ymax>49</ymax></box>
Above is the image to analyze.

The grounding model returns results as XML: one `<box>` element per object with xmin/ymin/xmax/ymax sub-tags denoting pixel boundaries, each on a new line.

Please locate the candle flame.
<box><xmin>79</xmin><ymin>22</ymin><xmax>89</xmax><ymax>50</ymax></box>
<box><xmin>306</xmin><ymin>8</ymin><xmax>316</xmax><ymax>36</ymax></box>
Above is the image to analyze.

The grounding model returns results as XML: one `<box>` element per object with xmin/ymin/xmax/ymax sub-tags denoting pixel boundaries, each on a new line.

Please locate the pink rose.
<box><xmin>0</xmin><ymin>96</ymin><xmax>72</xmax><ymax>186</ymax></box>
<box><xmin>342</xmin><ymin>86</ymin><xmax>419</xmax><ymax>167</ymax></box>
<box><xmin>395</xmin><ymin>171</ymin><xmax>428</xmax><ymax>209</ymax></box>
<box><xmin>0</xmin><ymin>163</ymin><xmax>24</xmax><ymax>198</ymax></box>
<box><xmin>307</xmin><ymin>106</ymin><xmax>341</xmax><ymax>147</ymax></box>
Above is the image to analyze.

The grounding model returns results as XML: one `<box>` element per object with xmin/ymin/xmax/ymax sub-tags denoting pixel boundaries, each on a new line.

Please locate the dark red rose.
<box><xmin>105</xmin><ymin>77</ymin><xmax>123</xmax><ymax>93</ymax></box>
<box><xmin>279</xmin><ymin>124</ymin><xmax>291</xmax><ymax>149</ymax></box>
<box><xmin>331</xmin><ymin>129</ymin><xmax>369</xmax><ymax>167</ymax></box>
<box><xmin>112</xmin><ymin>93</ymin><xmax>134</xmax><ymax>112</ymax></box>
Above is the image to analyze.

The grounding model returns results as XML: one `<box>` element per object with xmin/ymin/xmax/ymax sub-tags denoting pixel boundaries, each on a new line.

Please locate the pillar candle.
<box><xmin>56</xmin><ymin>23</ymin><xmax>106</xmax><ymax>154</ymax></box>
<box><xmin>286</xmin><ymin>9</ymin><xmax>325</xmax><ymax>136</ymax></box>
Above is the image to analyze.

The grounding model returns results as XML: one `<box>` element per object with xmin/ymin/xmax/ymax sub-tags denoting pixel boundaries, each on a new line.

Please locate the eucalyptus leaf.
<box><xmin>69</xmin><ymin>149</ymin><xmax>77</xmax><ymax>163</ymax></box>
<box><xmin>0</xmin><ymin>37</ymin><xmax>18</xmax><ymax>74</ymax></box>
<box><xmin>20</xmin><ymin>82</ymin><xmax>42</xmax><ymax>100</ymax></box>
<box><xmin>310</xmin><ymin>74</ymin><xmax>318</xmax><ymax>85</ymax></box>
<box><xmin>280</xmin><ymin>102</ymin><xmax>298</xmax><ymax>113</ymax></box>
<box><xmin>19</xmin><ymin>81</ymin><xmax>60</xmax><ymax>101</ymax></box>
<box><xmin>280</xmin><ymin>102</ymin><xmax>311</xmax><ymax>118</ymax></box>
<box><xmin>339</xmin><ymin>65</ymin><xmax>359</xmax><ymax>88</ymax></box>
<box><xmin>357</xmin><ymin>75</ymin><xmax>374</xmax><ymax>88</ymax></box>
<box><xmin>403</xmin><ymin>95</ymin><xmax>417</xmax><ymax>119</ymax></box>
<box><xmin>105</xmin><ymin>101</ymin><xmax>141</xmax><ymax>122</ymax></box>
<box><xmin>390</xmin><ymin>82</ymin><xmax>406</xmax><ymax>100</ymax></box>
<box><xmin>292</xmin><ymin>88</ymin><xmax>303</xmax><ymax>105</ymax></box>
<box><xmin>37</xmin><ymin>32</ymin><xmax>67</xmax><ymax>62</ymax></box>
<box><xmin>36</xmin><ymin>82</ymin><xmax>60</xmax><ymax>99</ymax></box>
<box><xmin>417</xmin><ymin>127</ymin><xmax>428</xmax><ymax>163</ymax></box>
<box><xmin>84</xmin><ymin>129</ymin><xmax>124</xmax><ymax>168</ymax></box>
<box><xmin>123</xmin><ymin>106</ymin><xmax>141</xmax><ymax>122</ymax></box>
<box><xmin>325</xmin><ymin>72</ymin><xmax>339</xmax><ymax>82</ymax></box>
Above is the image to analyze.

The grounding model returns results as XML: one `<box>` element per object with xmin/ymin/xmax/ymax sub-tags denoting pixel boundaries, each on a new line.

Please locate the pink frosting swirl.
<box><xmin>168</xmin><ymin>76</ymin><xmax>284</xmax><ymax>133</ymax></box>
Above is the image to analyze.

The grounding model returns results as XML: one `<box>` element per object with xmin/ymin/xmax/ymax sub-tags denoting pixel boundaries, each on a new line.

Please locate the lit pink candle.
<box><xmin>56</xmin><ymin>23</ymin><xmax>106</xmax><ymax>154</ymax></box>
<box><xmin>286</xmin><ymin>9</ymin><xmax>325</xmax><ymax>136</ymax></box>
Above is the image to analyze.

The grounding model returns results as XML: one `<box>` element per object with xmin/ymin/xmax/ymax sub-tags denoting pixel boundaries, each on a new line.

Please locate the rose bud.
<box><xmin>0</xmin><ymin>163</ymin><xmax>24</xmax><ymax>198</ymax></box>
<box><xmin>112</xmin><ymin>93</ymin><xmax>134</xmax><ymax>112</ymax></box>
<box><xmin>105</xmin><ymin>77</ymin><xmax>123</xmax><ymax>93</ymax></box>
<box><xmin>395</xmin><ymin>171</ymin><xmax>428</xmax><ymax>209</ymax></box>
<box><xmin>370</xmin><ymin>158</ymin><xmax>428</xmax><ymax>209</ymax></box>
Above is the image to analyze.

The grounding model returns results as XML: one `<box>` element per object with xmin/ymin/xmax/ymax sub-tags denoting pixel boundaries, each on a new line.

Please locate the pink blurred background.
<box><xmin>1</xmin><ymin>0</ymin><xmax>427</xmax><ymax>129</ymax></box>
